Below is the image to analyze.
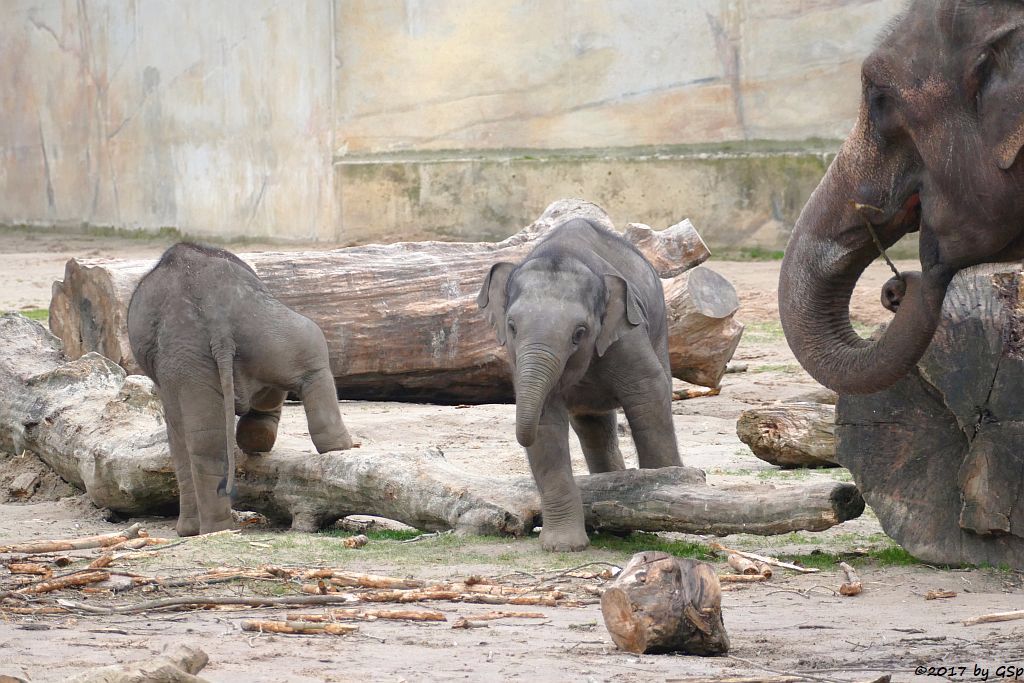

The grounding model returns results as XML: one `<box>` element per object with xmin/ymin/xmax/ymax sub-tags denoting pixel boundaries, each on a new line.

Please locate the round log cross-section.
<box><xmin>836</xmin><ymin>268</ymin><xmax>1024</xmax><ymax>569</ymax></box>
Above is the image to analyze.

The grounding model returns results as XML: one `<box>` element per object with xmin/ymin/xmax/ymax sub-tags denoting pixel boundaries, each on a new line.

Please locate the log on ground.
<box><xmin>736</xmin><ymin>403</ymin><xmax>837</xmax><ymax>468</ymax></box>
<box><xmin>601</xmin><ymin>551</ymin><xmax>729</xmax><ymax>655</ymax></box>
<box><xmin>837</xmin><ymin>269</ymin><xmax>1024</xmax><ymax>569</ymax></box>
<box><xmin>49</xmin><ymin>199</ymin><xmax>741</xmax><ymax>403</ymax></box>
<box><xmin>0</xmin><ymin>314</ymin><xmax>861</xmax><ymax>536</ymax></box>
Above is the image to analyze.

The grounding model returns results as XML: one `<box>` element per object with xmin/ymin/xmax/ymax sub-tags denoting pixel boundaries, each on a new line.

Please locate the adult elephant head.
<box><xmin>780</xmin><ymin>1</ymin><xmax>1024</xmax><ymax>394</ymax></box>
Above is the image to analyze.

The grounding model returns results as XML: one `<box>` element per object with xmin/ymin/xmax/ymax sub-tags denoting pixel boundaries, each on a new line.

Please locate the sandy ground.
<box><xmin>1</xmin><ymin>229</ymin><xmax>1022</xmax><ymax>682</ymax></box>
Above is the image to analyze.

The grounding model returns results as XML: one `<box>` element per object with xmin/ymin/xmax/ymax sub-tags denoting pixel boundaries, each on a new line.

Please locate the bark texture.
<box><xmin>736</xmin><ymin>403</ymin><xmax>838</xmax><ymax>468</ymax></box>
<box><xmin>601</xmin><ymin>551</ymin><xmax>729</xmax><ymax>655</ymax></box>
<box><xmin>0</xmin><ymin>314</ymin><xmax>862</xmax><ymax>536</ymax></box>
<box><xmin>49</xmin><ymin>200</ymin><xmax>741</xmax><ymax>403</ymax></box>
<box><xmin>837</xmin><ymin>269</ymin><xmax>1024</xmax><ymax>569</ymax></box>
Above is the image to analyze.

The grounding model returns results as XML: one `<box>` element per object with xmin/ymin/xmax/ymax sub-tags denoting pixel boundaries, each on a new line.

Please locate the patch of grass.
<box><xmin>319</xmin><ymin>528</ymin><xmax>423</xmax><ymax>542</ymax></box>
<box><xmin>757</xmin><ymin>467</ymin><xmax>812</xmax><ymax>481</ymax></box>
<box><xmin>589</xmin><ymin>532</ymin><xmax>716</xmax><ymax>561</ymax></box>
<box><xmin>707</xmin><ymin>467</ymin><xmax>754</xmax><ymax>477</ymax></box>
<box><xmin>19</xmin><ymin>308</ymin><xmax>48</xmax><ymax>322</ymax></box>
<box><xmin>780</xmin><ymin>542</ymin><xmax>922</xmax><ymax>570</ymax></box>
<box><xmin>716</xmin><ymin>246</ymin><xmax>786</xmax><ymax>261</ymax></box>
<box><xmin>743</xmin><ymin>321</ymin><xmax>786</xmax><ymax>343</ymax></box>
<box><xmin>751</xmin><ymin>363</ymin><xmax>802</xmax><ymax>374</ymax></box>
<box><xmin>830</xmin><ymin>468</ymin><xmax>854</xmax><ymax>483</ymax></box>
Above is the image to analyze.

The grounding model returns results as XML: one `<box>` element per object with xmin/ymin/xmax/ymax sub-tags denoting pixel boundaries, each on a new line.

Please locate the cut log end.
<box><xmin>600</xmin><ymin>551</ymin><xmax>729</xmax><ymax>656</ymax></box>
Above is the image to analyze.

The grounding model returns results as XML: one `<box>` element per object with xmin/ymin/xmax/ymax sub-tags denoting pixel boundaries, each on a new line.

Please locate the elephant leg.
<box><xmin>570</xmin><ymin>411</ymin><xmax>625</xmax><ymax>474</ymax></box>
<box><xmin>236</xmin><ymin>387</ymin><xmax>286</xmax><ymax>454</ymax></box>
<box><xmin>525</xmin><ymin>402</ymin><xmax>588</xmax><ymax>552</ymax></box>
<box><xmin>300</xmin><ymin>368</ymin><xmax>352</xmax><ymax>453</ymax></box>
<box><xmin>160</xmin><ymin>393</ymin><xmax>200</xmax><ymax>537</ymax></box>
<box><xmin>611</xmin><ymin>352</ymin><xmax>681</xmax><ymax>469</ymax></box>
<box><xmin>180</xmin><ymin>390</ymin><xmax>235</xmax><ymax>534</ymax></box>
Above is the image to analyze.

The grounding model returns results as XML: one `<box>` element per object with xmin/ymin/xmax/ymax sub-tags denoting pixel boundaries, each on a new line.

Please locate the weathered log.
<box><xmin>837</xmin><ymin>269</ymin><xmax>1024</xmax><ymax>569</ymax></box>
<box><xmin>49</xmin><ymin>200</ymin><xmax>740</xmax><ymax>403</ymax></box>
<box><xmin>0</xmin><ymin>314</ymin><xmax>861</xmax><ymax>536</ymax></box>
<box><xmin>65</xmin><ymin>644</ymin><xmax>209</xmax><ymax>683</ymax></box>
<box><xmin>240</xmin><ymin>620</ymin><xmax>358</xmax><ymax>636</ymax></box>
<box><xmin>838</xmin><ymin>562</ymin><xmax>863</xmax><ymax>596</ymax></box>
<box><xmin>600</xmin><ymin>551</ymin><xmax>729</xmax><ymax>655</ymax></box>
<box><xmin>0</xmin><ymin>524</ymin><xmax>142</xmax><ymax>554</ymax></box>
<box><xmin>736</xmin><ymin>403</ymin><xmax>838</xmax><ymax>468</ymax></box>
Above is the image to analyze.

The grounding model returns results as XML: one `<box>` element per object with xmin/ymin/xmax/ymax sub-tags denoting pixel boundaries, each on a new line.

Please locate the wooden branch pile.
<box><xmin>0</xmin><ymin>313</ymin><xmax>865</xmax><ymax>535</ymax></box>
<box><xmin>837</xmin><ymin>268</ymin><xmax>1024</xmax><ymax>568</ymax></box>
<box><xmin>49</xmin><ymin>199</ymin><xmax>744</xmax><ymax>403</ymax></box>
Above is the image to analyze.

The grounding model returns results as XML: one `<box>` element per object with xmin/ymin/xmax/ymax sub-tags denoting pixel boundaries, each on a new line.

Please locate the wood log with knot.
<box><xmin>736</xmin><ymin>403</ymin><xmax>837</xmax><ymax>468</ymax></box>
<box><xmin>49</xmin><ymin>199</ymin><xmax>742</xmax><ymax>403</ymax></box>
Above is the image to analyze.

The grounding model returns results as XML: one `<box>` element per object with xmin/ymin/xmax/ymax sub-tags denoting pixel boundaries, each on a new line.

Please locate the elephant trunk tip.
<box><xmin>516</xmin><ymin>425</ymin><xmax>537</xmax><ymax>448</ymax></box>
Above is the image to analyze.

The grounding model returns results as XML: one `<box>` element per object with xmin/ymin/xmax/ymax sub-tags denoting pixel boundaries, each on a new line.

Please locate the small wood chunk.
<box><xmin>8</xmin><ymin>472</ymin><xmax>40</xmax><ymax>498</ymax></box>
<box><xmin>241</xmin><ymin>620</ymin><xmax>357</xmax><ymax>636</ymax></box>
<box><xmin>6</xmin><ymin>563</ymin><xmax>52</xmax><ymax>578</ymax></box>
<box><xmin>727</xmin><ymin>554</ymin><xmax>759</xmax><ymax>575</ymax></box>
<box><xmin>924</xmin><ymin>590</ymin><xmax>957</xmax><ymax>600</ymax></box>
<box><xmin>736</xmin><ymin>403</ymin><xmax>837</xmax><ymax>468</ymax></box>
<box><xmin>838</xmin><ymin>562</ymin><xmax>863</xmax><ymax>596</ymax></box>
<box><xmin>600</xmin><ymin>551</ymin><xmax>729</xmax><ymax>655</ymax></box>
<box><xmin>755</xmin><ymin>562</ymin><xmax>773</xmax><ymax>579</ymax></box>
<box><xmin>340</xmin><ymin>534</ymin><xmax>369</xmax><ymax>549</ymax></box>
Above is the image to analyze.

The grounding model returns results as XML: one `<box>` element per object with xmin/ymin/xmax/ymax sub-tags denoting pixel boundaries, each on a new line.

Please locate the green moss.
<box><xmin>780</xmin><ymin>542</ymin><xmax>922</xmax><ymax>570</ymax></box>
<box><xmin>20</xmin><ymin>308</ymin><xmax>49</xmax><ymax>322</ymax></box>
<box><xmin>757</xmin><ymin>467</ymin><xmax>812</xmax><ymax>481</ymax></box>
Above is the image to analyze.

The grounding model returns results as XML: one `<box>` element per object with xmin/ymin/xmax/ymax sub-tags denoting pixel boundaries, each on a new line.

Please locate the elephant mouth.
<box><xmin>863</xmin><ymin>190</ymin><xmax>922</xmax><ymax>242</ymax></box>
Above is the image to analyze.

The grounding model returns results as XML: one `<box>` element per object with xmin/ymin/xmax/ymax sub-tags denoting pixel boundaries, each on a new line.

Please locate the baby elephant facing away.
<box><xmin>128</xmin><ymin>243</ymin><xmax>352</xmax><ymax>536</ymax></box>
<box><xmin>478</xmin><ymin>218</ymin><xmax>681</xmax><ymax>552</ymax></box>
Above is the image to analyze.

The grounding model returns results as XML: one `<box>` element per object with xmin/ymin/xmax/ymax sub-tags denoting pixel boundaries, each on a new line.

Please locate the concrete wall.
<box><xmin>0</xmin><ymin>0</ymin><xmax>906</xmax><ymax>247</ymax></box>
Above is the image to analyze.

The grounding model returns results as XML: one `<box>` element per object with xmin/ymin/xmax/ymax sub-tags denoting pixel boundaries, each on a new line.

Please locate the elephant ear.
<box><xmin>477</xmin><ymin>262</ymin><xmax>515</xmax><ymax>345</ymax></box>
<box><xmin>596</xmin><ymin>274</ymin><xmax>646</xmax><ymax>357</ymax></box>
<box><xmin>979</xmin><ymin>25</ymin><xmax>1024</xmax><ymax>170</ymax></box>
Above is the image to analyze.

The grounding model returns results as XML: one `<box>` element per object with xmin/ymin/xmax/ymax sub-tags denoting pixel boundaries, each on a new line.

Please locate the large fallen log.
<box><xmin>49</xmin><ymin>200</ymin><xmax>742</xmax><ymax>403</ymax></box>
<box><xmin>837</xmin><ymin>269</ymin><xmax>1024</xmax><ymax>569</ymax></box>
<box><xmin>736</xmin><ymin>403</ymin><xmax>838</xmax><ymax>468</ymax></box>
<box><xmin>0</xmin><ymin>314</ymin><xmax>861</xmax><ymax>535</ymax></box>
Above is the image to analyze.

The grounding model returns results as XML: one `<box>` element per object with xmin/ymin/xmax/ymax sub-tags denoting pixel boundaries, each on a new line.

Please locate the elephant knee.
<box><xmin>236</xmin><ymin>411</ymin><xmax>280</xmax><ymax>454</ymax></box>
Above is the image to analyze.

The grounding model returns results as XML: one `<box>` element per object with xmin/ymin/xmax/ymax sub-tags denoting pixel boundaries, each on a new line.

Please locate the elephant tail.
<box><xmin>211</xmin><ymin>337</ymin><xmax>237</xmax><ymax>498</ymax></box>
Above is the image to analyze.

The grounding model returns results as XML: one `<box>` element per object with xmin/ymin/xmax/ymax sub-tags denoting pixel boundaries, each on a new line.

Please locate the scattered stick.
<box><xmin>727</xmin><ymin>554</ymin><xmax>759</xmax><ymax>575</ymax></box>
<box><xmin>87</xmin><ymin>555</ymin><xmax>113</xmax><ymax>570</ymax></box>
<box><xmin>0</xmin><ymin>605</ymin><xmax>69</xmax><ymax>615</ymax></box>
<box><xmin>452</xmin><ymin>611</ymin><xmax>547</xmax><ymax>629</ymax></box>
<box><xmin>709</xmin><ymin>543</ymin><xmax>820</xmax><ymax>574</ymax></box>
<box><xmin>674</xmin><ymin>387</ymin><xmax>722</xmax><ymax>401</ymax></box>
<box><xmin>6</xmin><ymin>563</ymin><xmax>52</xmax><ymax>577</ymax></box>
<box><xmin>924</xmin><ymin>590</ymin><xmax>956</xmax><ymax>600</ymax></box>
<box><xmin>241</xmin><ymin>620</ymin><xmax>357</xmax><ymax>636</ymax></box>
<box><xmin>718</xmin><ymin>574</ymin><xmax>769</xmax><ymax>584</ymax></box>
<box><xmin>838</xmin><ymin>562</ymin><xmax>863</xmax><ymax>597</ymax></box>
<box><xmin>55</xmin><ymin>594</ymin><xmax>364</xmax><ymax>615</ymax></box>
<box><xmin>300</xmin><ymin>570</ymin><xmax>423</xmax><ymax>589</ymax></box>
<box><xmin>963</xmin><ymin>609</ymin><xmax>1024</xmax><ymax>626</ymax></box>
<box><xmin>15</xmin><ymin>570</ymin><xmax>110</xmax><ymax>595</ymax></box>
<box><xmin>285</xmin><ymin>609</ymin><xmax>446</xmax><ymax>623</ymax></box>
<box><xmin>0</xmin><ymin>524</ymin><xmax>142</xmax><ymax>554</ymax></box>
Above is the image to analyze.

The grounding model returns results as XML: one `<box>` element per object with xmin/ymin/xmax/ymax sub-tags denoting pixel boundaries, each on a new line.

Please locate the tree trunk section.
<box><xmin>837</xmin><ymin>268</ymin><xmax>1024</xmax><ymax>569</ymax></box>
<box><xmin>601</xmin><ymin>551</ymin><xmax>729</xmax><ymax>655</ymax></box>
<box><xmin>0</xmin><ymin>314</ymin><xmax>862</xmax><ymax>537</ymax></box>
<box><xmin>736</xmin><ymin>403</ymin><xmax>837</xmax><ymax>468</ymax></box>
<box><xmin>49</xmin><ymin>199</ymin><xmax>741</xmax><ymax>403</ymax></box>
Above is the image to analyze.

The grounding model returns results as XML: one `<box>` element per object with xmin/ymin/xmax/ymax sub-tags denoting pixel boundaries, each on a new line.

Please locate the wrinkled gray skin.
<box><xmin>128</xmin><ymin>243</ymin><xmax>352</xmax><ymax>536</ymax></box>
<box><xmin>478</xmin><ymin>218</ymin><xmax>681</xmax><ymax>552</ymax></box>
<box><xmin>780</xmin><ymin>0</ymin><xmax>1024</xmax><ymax>394</ymax></box>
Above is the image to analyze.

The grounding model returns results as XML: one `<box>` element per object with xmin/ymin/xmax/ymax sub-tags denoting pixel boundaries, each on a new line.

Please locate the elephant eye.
<box><xmin>507</xmin><ymin>320</ymin><xmax>517</xmax><ymax>337</ymax></box>
<box><xmin>572</xmin><ymin>326</ymin><xmax>587</xmax><ymax>345</ymax></box>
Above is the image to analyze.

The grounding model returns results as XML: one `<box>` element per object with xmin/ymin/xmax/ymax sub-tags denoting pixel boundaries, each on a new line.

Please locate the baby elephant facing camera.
<box><xmin>128</xmin><ymin>243</ymin><xmax>352</xmax><ymax>536</ymax></box>
<box><xmin>478</xmin><ymin>218</ymin><xmax>681</xmax><ymax>552</ymax></box>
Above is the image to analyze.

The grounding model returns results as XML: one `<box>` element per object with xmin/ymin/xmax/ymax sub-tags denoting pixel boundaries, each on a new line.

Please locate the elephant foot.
<box><xmin>540</xmin><ymin>524</ymin><xmax>590</xmax><ymax>552</ymax></box>
<box><xmin>199</xmin><ymin>515</ymin><xmax>236</xmax><ymax>535</ymax></box>
<box><xmin>312</xmin><ymin>427</ymin><xmax>353</xmax><ymax>454</ymax></box>
<box><xmin>176</xmin><ymin>516</ymin><xmax>200</xmax><ymax>537</ymax></box>
<box><xmin>236</xmin><ymin>411</ymin><xmax>280</xmax><ymax>454</ymax></box>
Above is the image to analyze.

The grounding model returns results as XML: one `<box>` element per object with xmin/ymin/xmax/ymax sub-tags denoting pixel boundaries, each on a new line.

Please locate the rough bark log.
<box><xmin>736</xmin><ymin>403</ymin><xmax>838</xmax><ymax>468</ymax></box>
<box><xmin>65</xmin><ymin>645</ymin><xmax>209</xmax><ymax>683</ymax></box>
<box><xmin>0</xmin><ymin>314</ymin><xmax>861</xmax><ymax>536</ymax></box>
<box><xmin>49</xmin><ymin>200</ymin><xmax>739</xmax><ymax>403</ymax></box>
<box><xmin>240</xmin><ymin>620</ymin><xmax>358</xmax><ymax>635</ymax></box>
<box><xmin>600</xmin><ymin>551</ymin><xmax>729</xmax><ymax>655</ymax></box>
<box><xmin>836</xmin><ymin>269</ymin><xmax>1024</xmax><ymax>569</ymax></box>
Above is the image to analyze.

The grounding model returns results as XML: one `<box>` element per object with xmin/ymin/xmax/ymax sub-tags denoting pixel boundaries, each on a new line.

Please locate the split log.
<box><xmin>600</xmin><ymin>551</ymin><xmax>729</xmax><ymax>655</ymax></box>
<box><xmin>0</xmin><ymin>524</ymin><xmax>142</xmax><ymax>554</ymax></box>
<box><xmin>838</xmin><ymin>562</ymin><xmax>862</xmax><ymax>596</ymax></box>
<box><xmin>736</xmin><ymin>403</ymin><xmax>837</xmax><ymax>468</ymax></box>
<box><xmin>65</xmin><ymin>644</ymin><xmax>209</xmax><ymax>683</ymax></box>
<box><xmin>836</xmin><ymin>269</ymin><xmax>1024</xmax><ymax>568</ymax></box>
<box><xmin>49</xmin><ymin>200</ymin><xmax>740</xmax><ymax>403</ymax></box>
<box><xmin>0</xmin><ymin>314</ymin><xmax>862</xmax><ymax>536</ymax></box>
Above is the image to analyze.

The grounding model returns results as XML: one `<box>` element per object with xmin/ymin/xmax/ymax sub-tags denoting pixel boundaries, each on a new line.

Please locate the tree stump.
<box><xmin>736</xmin><ymin>403</ymin><xmax>837</xmax><ymax>468</ymax></box>
<box><xmin>600</xmin><ymin>551</ymin><xmax>729</xmax><ymax>655</ymax></box>
<box><xmin>49</xmin><ymin>199</ymin><xmax>743</xmax><ymax>403</ymax></box>
<box><xmin>836</xmin><ymin>268</ymin><xmax>1024</xmax><ymax>568</ymax></box>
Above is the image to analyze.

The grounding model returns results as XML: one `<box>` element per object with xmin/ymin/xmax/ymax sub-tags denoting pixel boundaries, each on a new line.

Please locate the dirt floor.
<box><xmin>1</xmin><ymin>228</ymin><xmax>1022</xmax><ymax>682</ymax></box>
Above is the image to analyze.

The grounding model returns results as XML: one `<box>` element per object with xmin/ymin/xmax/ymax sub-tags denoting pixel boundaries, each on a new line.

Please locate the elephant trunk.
<box><xmin>779</xmin><ymin>139</ymin><xmax>954</xmax><ymax>395</ymax></box>
<box><xmin>514</xmin><ymin>346</ymin><xmax>563</xmax><ymax>447</ymax></box>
